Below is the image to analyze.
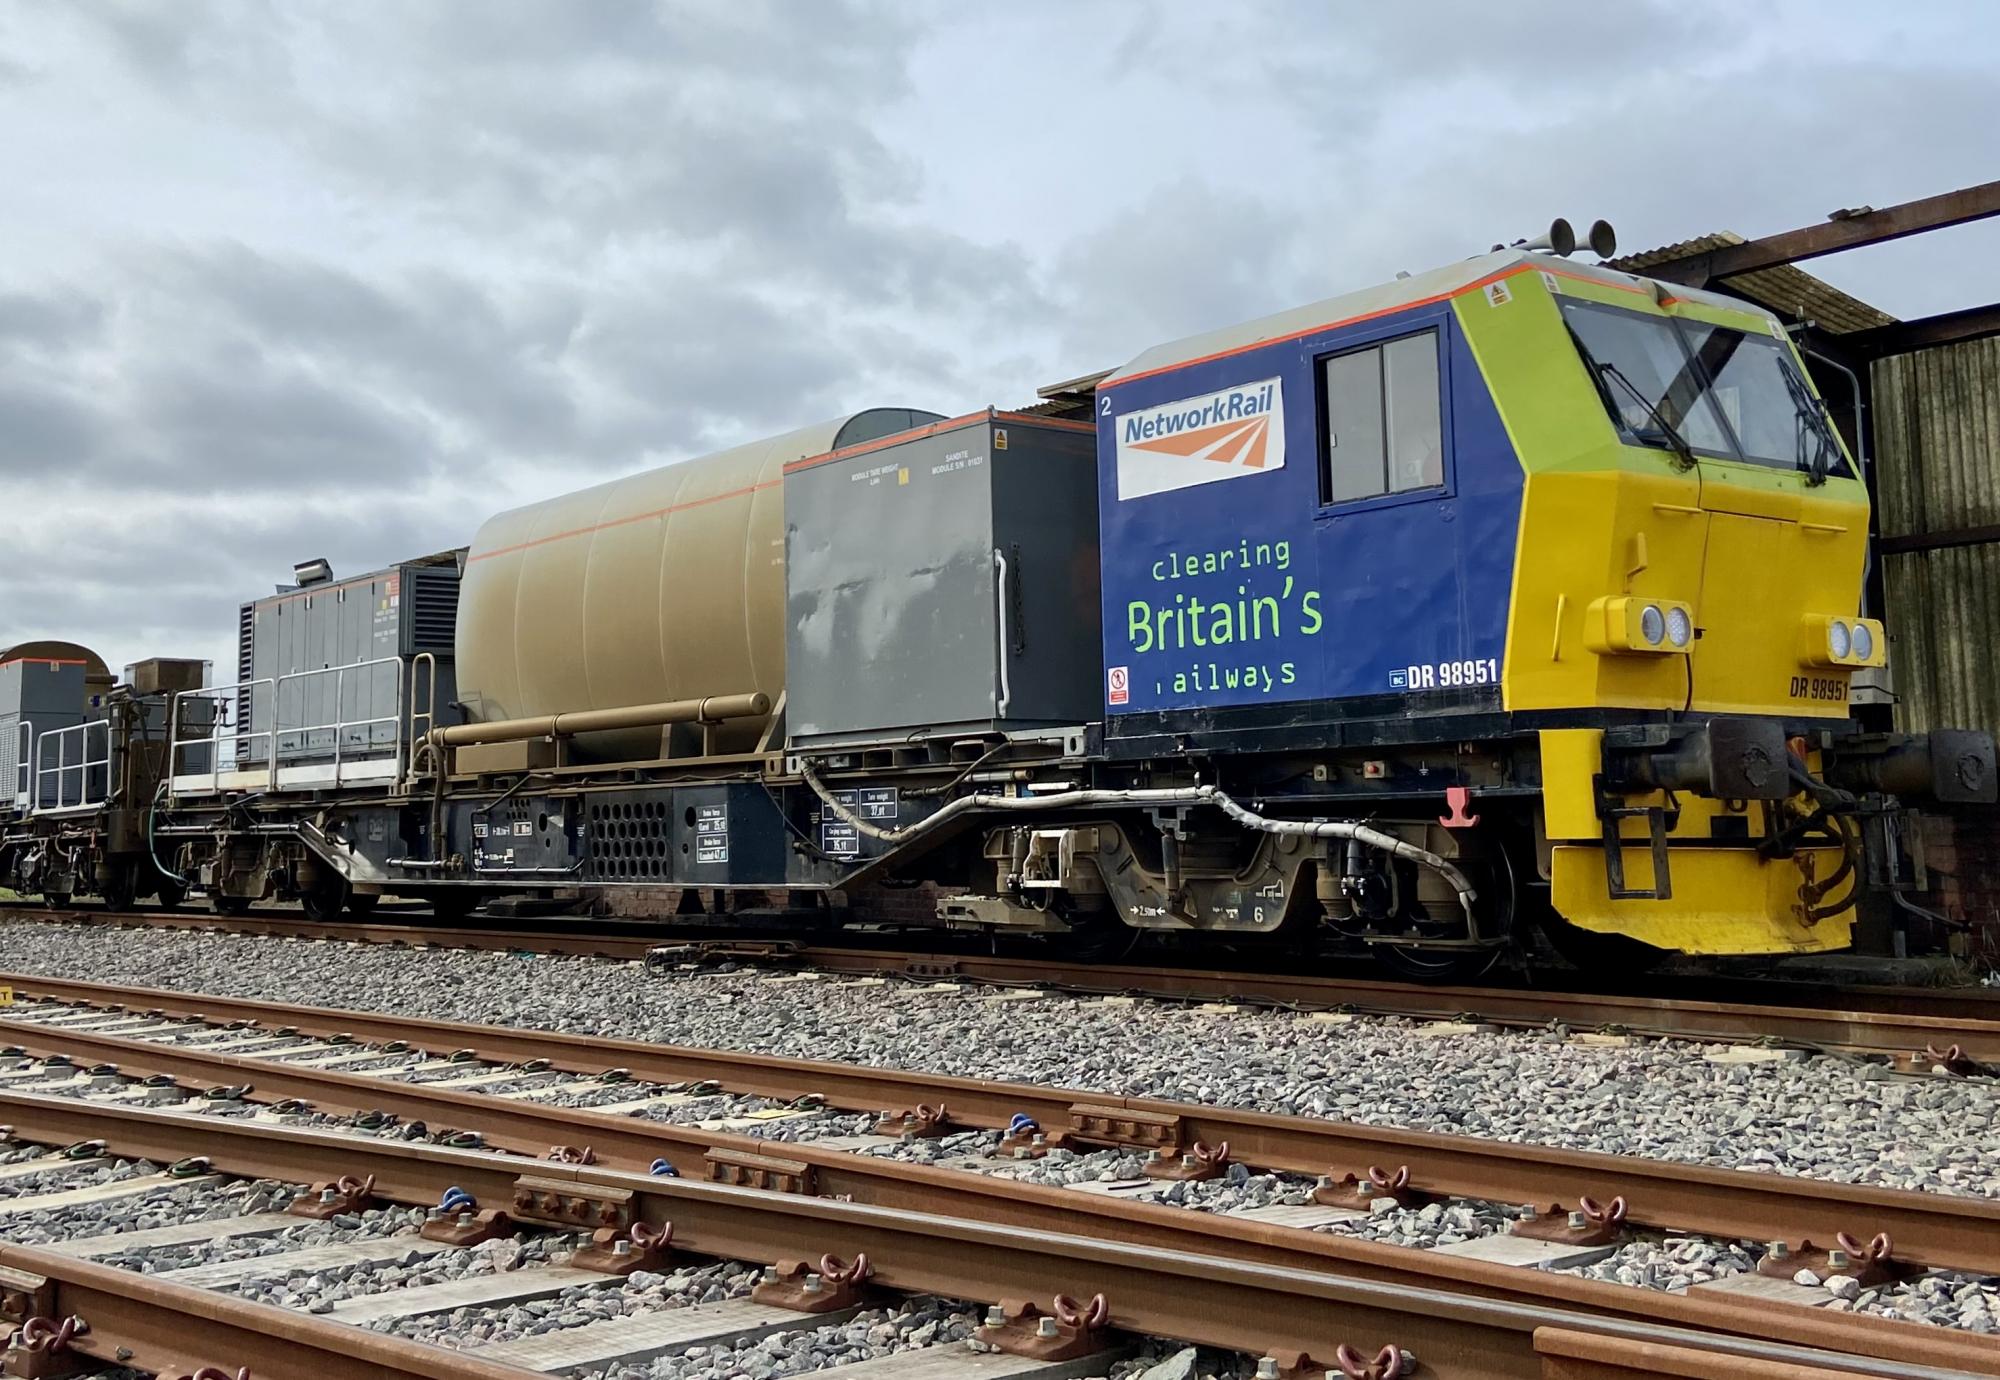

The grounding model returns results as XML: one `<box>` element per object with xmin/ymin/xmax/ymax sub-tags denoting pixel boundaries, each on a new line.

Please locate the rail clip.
<box><xmin>978</xmin><ymin>1293</ymin><xmax>1109</xmax><ymax>1361</ymax></box>
<box><xmin>752</xmin><ymin>1253</ymin><xmax>873</xmax><ymax>1313</ymax></box>
<box><xmin>1510</xmin><ymin>1195</ymin><xmax>1628</xmax><ymax>1248</ymax></box>
<box><xmin>996</xmin><ymin>1113</ymin><xmax>1050</xmax><ymax>1159</ymax></box>
<box><xmin>1757</xmin><ymin>1231</ymin><xmax>1903</xmax><ymax>1287</ymax></box>
<box><xmin>421</xmin><ymin>1206</ymin><xmax>512</xmax><ymax>1246</ymax></box>
<box><xmin>1265</xmin><ymin>1346</ymin><xmax>1413</xmax><ymax>1380</ymax></box>
<box><xmin>286</xmin><ymin>1173</ymin><xmax>378</xmax><ymax>1220</ymax></box>
<box><xmin>571</xmin><ymin>1221</ymin><xmax>674</xmax><ymax>1275</ymax></box>
<box><xmin>1900</xmin><ymin>1043</ymin><xmax>1989</xmax><ymax>1078</ymax></box>
<box><xmin>1142</xmin><ymin>1140</ymin><xmax>1229</xmax><ymax>1182</ymax></box>
<box><xmin>871</xmin><ymin>1103</ymin><xmax>953</xmax><ymax>1139</ymax></box>
<box><xmin>1313</xmin><ymin>1165</ymin><xmax>1427</xmax><ymax>1210</ymax></box>
<box><xmin>2</xmin><ymin>1315</ymin><xmax>88</xmax><ymax>1379</ymax></box>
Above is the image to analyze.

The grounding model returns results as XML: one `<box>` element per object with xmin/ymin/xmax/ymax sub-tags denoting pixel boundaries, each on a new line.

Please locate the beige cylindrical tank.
<box><xmin>455</xmin><ymin>409</ymin><xmax>939</xmax><ymax>762</ymax></box>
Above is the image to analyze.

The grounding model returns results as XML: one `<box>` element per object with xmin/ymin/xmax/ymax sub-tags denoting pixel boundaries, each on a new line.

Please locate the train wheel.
<box><xmin>1375</xmin><ymin>835</ymin><xmax>1517</xmax><ymax>982</ymax></box>
<box><xmin>209</xmin><ymin>893</ymin><xmax>252</xmax><ymax>917</ymax></box>
<box><xmin>99</xmin><ymin>863</ymin><xmax>137</xmax><ymax>913</ymax></box>
<box><xmin>154</xmin><ymin>878</ymin><xmax>186</xmax><ymax>911</ymax></box>
<box><xmin>299</xmin><ymin>874</ymin><xmax>351</xmax><ymax>923</ymax></box>
<box><xmin>42</xmin><ymin>891</ymin><xmax>70</xmax><ymax>911</ymax></box>
<box><xmin>1376</xmin><ymin>942</ymin><xmax>1505</xmax><ymax>982</ymax></box>
<box><xmin>346</xmin><ymin>893</ymin><xmax>380</xmax><ymax>918</ymax></box>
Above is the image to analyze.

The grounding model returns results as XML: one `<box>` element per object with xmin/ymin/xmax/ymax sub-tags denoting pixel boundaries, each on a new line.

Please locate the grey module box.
<box><xmin>785</xmin><ymin>413</ymin><xmax>1101</xmax><ymax>747</ymax></box>
<box><xmin>236</xmin><ymin>554</ymin><xmax>462</xmax><ymax>765</ymax></box>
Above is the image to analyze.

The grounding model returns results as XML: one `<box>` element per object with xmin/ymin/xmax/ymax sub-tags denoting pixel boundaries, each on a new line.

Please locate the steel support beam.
<box><xmin>1643</xmin><ymin>181</ymin><xmax>2000</xmax><ymax>286</ymax></box>
<box><xmin>1846</xmin><ymin>302</ymin><xmax>2000</xmax><ymax>358</ymax></box>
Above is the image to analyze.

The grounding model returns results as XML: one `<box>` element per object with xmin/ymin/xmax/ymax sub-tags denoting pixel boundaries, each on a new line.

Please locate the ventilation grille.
<box><xmin>234</xmin><ymin>603</ymin><xmax>254</xmax><ymax>763</ymax></box>
<box><xmin>586</xmin><ymin>799</ymin><xmax>673</xmax><ymax>882</ymax></box>
<box><xmin>405</xmin><ymin>566</ymin><xmax>461</xmax><ymax>653</ymax></box>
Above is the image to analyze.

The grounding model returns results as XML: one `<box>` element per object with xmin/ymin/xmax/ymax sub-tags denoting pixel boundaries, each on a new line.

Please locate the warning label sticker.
<box><xmin>695</xmin><ymin>804</ymin><xmax>729</xmax><ymax>865</ymax></box>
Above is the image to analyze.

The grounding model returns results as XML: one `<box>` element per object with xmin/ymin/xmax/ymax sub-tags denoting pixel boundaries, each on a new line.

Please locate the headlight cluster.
<box><xmin>1799</xmin><ymin>615</ymin><xmax>1886</xmax><ymax>668</ymax></box>
<box><xmin>1585</xmin><ymin>596</ymin><xmax>1696</xmax><ymax>656</ymax></box>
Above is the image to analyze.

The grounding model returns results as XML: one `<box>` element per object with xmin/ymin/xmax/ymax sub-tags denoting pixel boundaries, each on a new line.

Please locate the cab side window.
<box><xmin>1319</xmin><ymin>330</ymin><xmax>1443</xmax><ymax>504</ymax></box>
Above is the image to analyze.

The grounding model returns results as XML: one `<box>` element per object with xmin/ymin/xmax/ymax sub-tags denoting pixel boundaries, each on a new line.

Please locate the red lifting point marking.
<box><xmin>1439</xmin><ymin>787</ymin><xmax>1479</xmax><ymax>829</ymax></box>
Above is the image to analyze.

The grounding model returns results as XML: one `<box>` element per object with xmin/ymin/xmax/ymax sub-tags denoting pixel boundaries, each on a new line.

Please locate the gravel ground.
<box><xmin>394</xmin><ymin>1257</ymin><xmax>755</xmax><ymax>1352</ymax></box>
<box><xmin>230</xmin><ymin>1226</ymin><xmax>586</xmax><ymax>1313</ymax></box>
<box><xmin>0</xmin><ymin>920</ymin><xmax>1993</xmax><ymax>1206</ymax></box>
<box><xmin>110</xmin><ymin>1203</ymin><xmax>425</xmax><ymax>1273</ymax></box>
<box><xmin>0</xmin><ymin>1173</ymin><xmax>299</xmax><ymax>1245</ymax></box>
<box><xmin>1861</xmin><ymin>1270</ymin><xmax>2000</xmax><ymax>1332</ymax></box>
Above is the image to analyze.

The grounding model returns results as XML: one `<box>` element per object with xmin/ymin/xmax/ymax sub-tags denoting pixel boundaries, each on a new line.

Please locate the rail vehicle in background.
<box><xmin>4</xmin><ymin>225</ymin><xmax>1994</xmax><ymax>975</ymax></box>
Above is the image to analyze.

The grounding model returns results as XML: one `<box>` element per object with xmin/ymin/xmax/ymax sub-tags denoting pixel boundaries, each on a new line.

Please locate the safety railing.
<box><xmin>6</xmin><ymin>719</ymin><xmax>31</xmax><ymax>812</ymax></box>
<box><xmin>33</xmin><ymin>720</ymin><xmax>111</xmax><ymax>814</ymax></box>
<box><xmin>169</xmin><ymin>657</ymin><xmax>406</xmax><ymax>797</ymax></box>
<box><xmin>168</xmin><ymin>678</ymin><xmax>273</xmax><ymax>797</ymax></box>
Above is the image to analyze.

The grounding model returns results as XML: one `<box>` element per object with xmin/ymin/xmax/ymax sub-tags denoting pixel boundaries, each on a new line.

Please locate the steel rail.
<box><xmin>0</xmin><ymin>1089</ymin><xmax>1989</xmax><ymax>1380</ymax></box>
<box><xmin>0</xmin><ymin>1241</ymin><xmax>540</xmax><ymax>1380</ymax></box>
<box><xmin>10</xmin><ymin>905</ymin><xmax>2000</xmax><ymax>1057</ymax></box>
<box><xmin>3</xmin><ymin>973</ymin><xmax>1998</xmax><ymax>1278</ymax></box>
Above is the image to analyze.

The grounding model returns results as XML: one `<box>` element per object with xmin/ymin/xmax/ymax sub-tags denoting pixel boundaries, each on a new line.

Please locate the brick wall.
<box><xmin>1914</xmin><ymin>806</ymin><xmax>2000</xmax><ymax>962</ymax></box>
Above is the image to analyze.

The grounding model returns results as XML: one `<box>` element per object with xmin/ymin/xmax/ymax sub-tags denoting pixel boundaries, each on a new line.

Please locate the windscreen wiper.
<box><xmin>1595</xmin><ymin>361</ymin><xmax>1699</xmax><ymax>472</ymax></box>
<box><xmin>1777</xmin><ymin>358</ymin><xmax>1838</xmax><ymax>485</ymax></box>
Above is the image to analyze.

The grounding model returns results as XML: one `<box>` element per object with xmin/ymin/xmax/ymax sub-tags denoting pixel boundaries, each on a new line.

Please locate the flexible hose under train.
<box><xmin>148</xmin><ymin>779</ymin><xmax>187</xmax><ymax>886</ymax></box>
<box><xmin>797</xmin><ymin>764</ymin><xmax>1478</xmax><ymax>920</ymax></box>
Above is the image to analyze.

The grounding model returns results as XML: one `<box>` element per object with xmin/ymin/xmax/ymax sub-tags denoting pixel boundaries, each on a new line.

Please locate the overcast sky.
<box><xmin>2</xmin><ymin>1</ymin><xmax>1996</xmax><ymax>677</ymax></box>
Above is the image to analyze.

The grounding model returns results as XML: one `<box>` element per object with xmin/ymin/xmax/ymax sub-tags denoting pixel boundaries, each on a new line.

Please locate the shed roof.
<box><xmin>1612</xmin><ymin>232</ymin><xmax>1895</xmax><ymax>335</ymax></box>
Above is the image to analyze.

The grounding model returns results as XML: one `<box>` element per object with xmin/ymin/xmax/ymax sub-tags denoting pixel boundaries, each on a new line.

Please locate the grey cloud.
<box><xmin>0</xmin><ymin>377</ymin><xmax>107</xmax><ymax>474</ymax></box>
<box><xmin>0</xmin><ymin>501</ymin><xmax>462</xmax><ymax>674</ymax></box>
<box><xmin>0</xmin><ymin>289</ymin><xmax>106</xmax><ymax>353</ymax></box>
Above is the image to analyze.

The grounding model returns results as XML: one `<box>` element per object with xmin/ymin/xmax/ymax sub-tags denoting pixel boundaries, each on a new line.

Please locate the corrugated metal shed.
<box><xmin>1613</xmin><ymin>232</ymin><xmax>1896</xmax><ymax>334</ymax></box>
<box><xmin>1871</xmin><ymin>335</ymin><xmax>2000</xmax><ymax>736</ymax></box>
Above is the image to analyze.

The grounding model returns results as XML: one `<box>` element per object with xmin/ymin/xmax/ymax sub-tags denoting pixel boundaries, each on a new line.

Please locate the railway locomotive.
<box><xmin>5</xmin><ymin>233</ymin><xmax>1994</xmax><ymax>975</ymax></box>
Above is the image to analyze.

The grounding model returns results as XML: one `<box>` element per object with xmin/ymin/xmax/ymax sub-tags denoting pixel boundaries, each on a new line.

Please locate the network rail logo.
<box><xmin>1116</xmin><ymin>378</ymin><xmax>1286</xmax><ymax>500</ymax></box>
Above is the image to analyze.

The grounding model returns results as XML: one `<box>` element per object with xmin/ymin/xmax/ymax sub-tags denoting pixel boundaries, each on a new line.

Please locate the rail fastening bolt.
<box><xmin>1036</xmin><ymin>1317</ymin><xmax>1060</xmax><ymax>1338</ymax></box>
<box><xmin>761</xmin><ymin>1267</ymin><xmax>780</xmax><ymax>1285</ymax></box>
<box><xmin>1768</xmin><ymin>1241</ymin><xmax>1789</xmax><ymax>1259</ymax></box>
<box><xmin>1031</xmin><ymin>1133</ymin><xmax>1045</xmax><ymax>1147</ymax></box>
<box><xmin>1827</xmin><ymin>1249</ymin><xmax>1849</xmax><ymax>1269</ymax></box>
<box><xmin>426</xmin><ymin>1207</ymin><xmax>442</xmax><ymax>1221</ymax></box>
<box><xmin>1255</xmin><ymin>1359</ymin><xmax>1279</xmax><ymax>1379</ymax></box>
<box><xmin>1567</xmin><ymin>1210</ymin><xmax>1588</xmax><ymax>1229</ymax></box>
<box><xmin>1146</xmin><ymin>1149</ymin><xmax>1160</xmax><ymax>1162</ymax></box>
<box><xmin>984</xmin><ymin>1306</ymin><xmax>1007</xmax><ymax>1328</ymax></box>
<box><xmin>457</xmin><ymin>1211</ymin><xmax>474</xmax><ymax>1227</ymax></box>
<box><xmin>320</xmin><ymin>1187</ymin><xmax>339</xmax><ymax>1205</ymax></box>
<box><xmin>804</xmin><ymin>1273</ymin><xmax>823</xmax><ymax>1293</ymax></box>
<box><xmin>1181</xmin><ymin>1152</ymin><xmax>1198</xmax><ymax>1168</ymax></box>
<box><xmin>612</xmin><ymin>1239</ymin><xmax>632</xmax><ymax>1258</ymax></box>
<box><xmin>1520</xmin><ymin>1205</ymin><xmax>1538</xmax><ymax>1221</ymax></box>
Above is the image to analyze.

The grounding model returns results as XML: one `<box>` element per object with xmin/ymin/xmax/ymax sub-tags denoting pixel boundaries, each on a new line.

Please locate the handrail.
<box><xmin>168</xmin><ymin>678</ymin><xmax>276</xmax><ymax>796</ymax></box>
<box><xmin>406</xmin><ymin>652</ymin><xmax>438</xmax><ymax>789</ymax></box>
<box><xmin>275</xmin><ymin>656</ymin><xmax>405</xmax><ymax>789</ymax></box>
<box><xmin>33</xmin><ymin>720</ymin><xmax>110</xmax><ymax>814</ymax></box>
<box><xmin>171</xmin><ymin>657</ymin><xmax>405</xmax><ymax>796</ymax></box>
<box><xmin>6</xmin><ymin>718</ymin><xmax>30</xmax><ymax>810</ymax></box>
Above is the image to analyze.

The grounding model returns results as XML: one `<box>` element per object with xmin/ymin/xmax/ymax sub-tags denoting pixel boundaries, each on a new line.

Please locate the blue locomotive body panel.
<box><xmin>1095</xmin><ymin>301</ymin><xmax>1523</xmax><ymax>720</ymax></box>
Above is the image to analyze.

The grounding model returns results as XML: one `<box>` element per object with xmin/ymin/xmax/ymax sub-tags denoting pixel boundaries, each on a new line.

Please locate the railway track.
<box><xmin>9</xmin><ymin>902</ymin><xmax>2000</xmax><ymax>1066</ymax></box>
<box><xmin>0</xmin><ymin>1090</ymin><xmax>1975</xmax><ymax>1380</ymax></box>
<box><xmin>0</xmin><ymin>974</ymin><xmax>1993</xmax><ymax>1377</ymax></box>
